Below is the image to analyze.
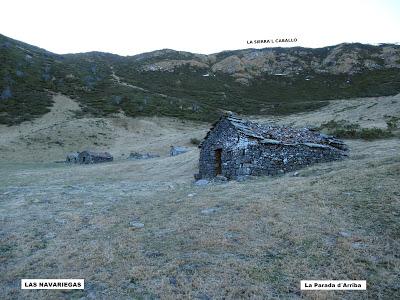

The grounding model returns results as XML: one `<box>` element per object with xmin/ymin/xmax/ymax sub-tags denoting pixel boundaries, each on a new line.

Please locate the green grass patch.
<box><xmin>319</xmin><ymin>120</ymin><xmax>394</xmax><ymax>140</ymax></box>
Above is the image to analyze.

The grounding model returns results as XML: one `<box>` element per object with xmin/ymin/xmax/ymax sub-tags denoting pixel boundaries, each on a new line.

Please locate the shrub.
<box><xmin>386</xmin><ymin>117</ymin><xmax>399</xmax><ymax>130</ymax></box>
<box><xmin>357</xmin><ymin>128</ymin><xmax>393</xmax><ymax>140</ymax></box>
<box><xmin>190</xmin><ymin>138</ymin><xmax>201</xmax><ymax>145</ymax></box>
<box><xmin>319</xmin><ymin>120</ymin><xmax>393</xmax><ymax>140</ymax></box>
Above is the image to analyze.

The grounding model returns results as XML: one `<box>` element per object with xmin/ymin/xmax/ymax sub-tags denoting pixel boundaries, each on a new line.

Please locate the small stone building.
<box><xmin>78</xmin><ymin>151</ymin><xmax>113</xmax><ymax>164</ymax></box>
<box><xmin>195</xmin><ymin>115</ymin><xmax>348</xmax><ymax>180</ymax></box>
<box><xmin>66</xmin><ymin>152</ymin><xmax>79</xmax><ymax>163</ymax></box>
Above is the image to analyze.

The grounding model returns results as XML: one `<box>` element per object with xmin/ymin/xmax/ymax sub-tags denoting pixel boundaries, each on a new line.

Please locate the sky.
<box><xmin>1</xmin><ymin>0</ymin><xmax>399</xmax><ymax>56</ymax></box>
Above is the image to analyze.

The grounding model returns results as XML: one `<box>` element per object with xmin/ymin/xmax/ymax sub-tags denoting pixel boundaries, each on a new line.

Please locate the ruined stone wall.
<box><xmin>66</xmin><ymin>152</ymin><xmax>79</xmax><ymax>163</ymax></box>
<box><xmin>78</xmin><ymin>152</ymin><xmax>113</xmax><ymax>164</ymax></box>
<box><xmin>91</xmin><ymin>155</ymin><xmax>113</xmax><ymax>164</ymax></box>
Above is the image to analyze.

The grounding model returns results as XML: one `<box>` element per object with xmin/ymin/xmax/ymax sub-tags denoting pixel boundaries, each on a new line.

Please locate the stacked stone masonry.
<box><xmin>196</xmin><ymin>115</ymin><xmax>348</xmax><ymax>180</ymax></box>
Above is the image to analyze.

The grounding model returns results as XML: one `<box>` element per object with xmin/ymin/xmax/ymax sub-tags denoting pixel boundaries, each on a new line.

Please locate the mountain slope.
<box><xmin>1</xmin><ymin>33</ymin><xmax>400</xmax><ymax>125</ymax></box>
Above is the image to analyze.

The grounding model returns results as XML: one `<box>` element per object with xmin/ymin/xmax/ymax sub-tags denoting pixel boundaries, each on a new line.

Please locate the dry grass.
<box><xmin>0</xmin><ymin>94</ymin><xmax>208</xmax><ymax>163</ymax></box>
<box><xmin>252</xmin><ymin>93</ymin><xmax>400</xmax><ymax>130</ymax></box>
<box><xmin>0</xmin><ymin>94</ymin><xmax>399</xmax><ymax>299</ymax></box>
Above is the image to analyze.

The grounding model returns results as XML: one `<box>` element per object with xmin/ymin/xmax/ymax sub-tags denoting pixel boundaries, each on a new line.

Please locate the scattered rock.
<box><xmin>342</xmin><ymin>192</ymin><xmax>354</xmax><ymax>196</ymax></box>
<box><xmin>44</xmin><ymin>232</ymin><xmax>56</xmax><ymax>240</ymax></box>
<box><xmin>129</xmin><ymin>221</ymin><xmax>144</xmax><ymax>229</ymax></box>
<box><xmin>188</xmin><ymin>193</ymin><xmax>196</xmax><ymax>197</ymax></box>
<box><xmin>338</xmin><ymin>231</ymin><xmax>352</xmax><ymax>238</ymax></box>
<box><xmin>144</xmin><ymin>251</ymin><xmax>163</xmax><ymax>258</ymax></box>
<box><xmin>201</xmin><ymin>207</ymin><xmax>221</xmax><ymax>215</ymax></box>
<box><xmin>351</xmin><ymin>242</ymin><xmax>365</xmax><ymax>249</ymax></box>
<box><xmin>128</xmin><ymin>152</ymin><xmax>159</xmax><ymax>160</ymax></box>
<box><xmin>169</xmin><ymin>277</ymin><xmax>177</xmax><ymax>286</ymax></box>
<box><xmin>292</xmin><ymin>171</ymin><xmax>299</xmax><ymax>177</ymax></box>
<box><xmin>54</xmin><ymin>140</ymin><xmax>64</xmax><ymax>146</ymax></box>
<box><xmin>170</xmin><ymin>146</ymin><xmax>189</xmax><ymax>156</ymax></box>
<box><xmin>78</xmin><ymin>150</ymin><xmax>113</xmax><ymax>164</ymax></box>
<box><xmin>196</xmin><ymin>292</ymin><xmax>212</xmax><ymax>300</ymax></box>
<box><xmin>224</xmin><ymin>232</ymin><xmax>241</xmax><ymax>243</ymax></box>
<box><xmin>324</xmin><ymin>236</ymin><xmax>337</xmax><ymax>247</ymax></box>
<box><xmin>195</xmin><ymin>179</ymin><xmax>209</xmax><ymax>186</ymax></box>
<box><xmin>236</xmin><ymin>175</ymin><xmax>249</xmax><ymax>182</ymax></box>
<box><xmin>55</xmin><ymin>218</ymin><xmax>66</xmax><ymax>225</ymax></box>
<box><xmin>215</xmin><ymin>175</ymin><xmax>228</xmax><ymax>182</ymax></box>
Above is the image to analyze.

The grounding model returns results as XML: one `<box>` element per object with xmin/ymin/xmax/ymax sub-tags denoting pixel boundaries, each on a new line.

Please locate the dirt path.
<box><xmin>110</xmin><ymin>67</ymin><xmax>169</xmax><ymax>98</ymax></box>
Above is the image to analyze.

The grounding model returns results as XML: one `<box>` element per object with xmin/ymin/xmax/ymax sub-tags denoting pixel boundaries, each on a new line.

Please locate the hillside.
<box><xmin>1</xmin><ymin>34</ymin><xmax>400</xmax><ymax>125</ymax></box>
<box><xmin>1</xmin><ymin>92</ymin><xmax>399</xmax><ymax>163</ymax></box>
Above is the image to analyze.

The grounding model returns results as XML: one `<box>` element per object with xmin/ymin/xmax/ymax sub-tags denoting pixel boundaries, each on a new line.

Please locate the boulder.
<box><xmin>195</xmin><ymin>179</ymin><xmax>209</xmax><ymax>186</ymax></box>
<box><xmin>215</xmin><ymin>175</ymin><xmax>228</xmax><ymax>182</ymax></box>
<box><xmin>201</xmin><ymin>207</ymin><xmax>221</xmax><ymax>215</ymax></box>
<box><xmin>129</xmin><ymin>221</ymin><xmax>144</xmax><ymax>229</ymax></box>
<box><xmin>170</xmin><ymin>146</ymin><xmax>189</xmax><ymax>156</ymax></box>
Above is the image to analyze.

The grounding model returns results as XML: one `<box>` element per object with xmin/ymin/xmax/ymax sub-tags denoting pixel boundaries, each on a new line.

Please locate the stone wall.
<box><xmin>78</xmin><ymin>151</ymin><xmax>113</xmax><ymax>164</ymax></box>
<box><xmin>222</xmin><ymin>143</ymin><xmax>344</xmax><ymax>178</ymax></box>
<box><xmin>66</xmin><ymin>152</ymin><xmax>79</xmax><ymax>163</ymax></box>
<box><xmin>198</xmin><ymin>119</ymin><xmax>240</xmax><ymax>178</ymax></box>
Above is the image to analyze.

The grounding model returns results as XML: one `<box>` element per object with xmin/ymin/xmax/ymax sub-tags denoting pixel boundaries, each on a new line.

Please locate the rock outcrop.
<box><xmin>139</xmin><ymin>43</ymin><xmax>400</xmax><ymax>84</ymax></box>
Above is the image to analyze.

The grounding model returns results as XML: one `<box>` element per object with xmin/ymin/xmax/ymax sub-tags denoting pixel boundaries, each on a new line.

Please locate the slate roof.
<box><xmin>201</xmin><ymin>115</ymin><xmax>347</xmax><ymax>151</ymax></box>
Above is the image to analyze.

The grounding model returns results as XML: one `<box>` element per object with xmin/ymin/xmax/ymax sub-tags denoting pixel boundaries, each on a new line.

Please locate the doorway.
<box><xmin>215</xmin><ymin>149</ymin><xmax>222</xmax><ymax>176</ymax></box>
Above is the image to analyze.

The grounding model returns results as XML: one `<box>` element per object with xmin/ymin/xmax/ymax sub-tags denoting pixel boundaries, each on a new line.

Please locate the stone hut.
<box><xmin>66</xmin><ymin>152</ymin><xmax>79</xmax><ymax>163</ymax></box>
<box><xmin>78</xmin><ymin>151</ymin><xmax>113</xmax><ymax>164</ymax></box>
<box><xmin>195</xmin><ymin>115</ymin><xmax>348</xmax><ymax>180</ymax></box>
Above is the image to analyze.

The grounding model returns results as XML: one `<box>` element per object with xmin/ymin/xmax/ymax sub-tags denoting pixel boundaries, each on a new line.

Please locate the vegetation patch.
<box><xmin>386</xmin><ymin>116</ymin><xmax>400</xmax><ymax>130</ymax></box>
<box><xmin>190</xmin><ymin>138</ymin><xmax>201</xmax><ymax>145</ymax></box>
<box><xmin>319</xmin><ymin>120</ymin><xmax>395</xmax><ymax>140</ymax></box>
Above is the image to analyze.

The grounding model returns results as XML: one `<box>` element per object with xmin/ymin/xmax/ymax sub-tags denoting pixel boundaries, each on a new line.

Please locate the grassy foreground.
<box><xmin>0</xmin><ymin>138</ymin><xmax>399</xmax><ymax>299</ymax></box>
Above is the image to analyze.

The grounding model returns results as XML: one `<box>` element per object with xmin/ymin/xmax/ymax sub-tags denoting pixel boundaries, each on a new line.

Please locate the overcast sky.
<box><xmin>1</xmin><ymin>0</ymin><xmax>399</xmax><ymax>56</ymax></box>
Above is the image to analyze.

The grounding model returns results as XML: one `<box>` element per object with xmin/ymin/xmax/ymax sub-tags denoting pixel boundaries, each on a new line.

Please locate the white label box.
<box><xmin>301</xmin><ymin>280</ymin><xmax>366</xmax><ymax>290</ymax></box>
<box><xmin>21</xmin><ymin>279</ymin><xmax>84</xmax><ymax>290</ymax></box>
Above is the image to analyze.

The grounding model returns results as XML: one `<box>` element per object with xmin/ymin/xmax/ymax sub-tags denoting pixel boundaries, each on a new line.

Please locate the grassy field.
<box><xmin>1</xmin><ymin>140</ymin><xmax>399</xmax><ymax>299</ymax></box>
<box><xmin>0</xmin><ymin>94</ymin><xmax>399</xmax><ymax>299</ymax></box>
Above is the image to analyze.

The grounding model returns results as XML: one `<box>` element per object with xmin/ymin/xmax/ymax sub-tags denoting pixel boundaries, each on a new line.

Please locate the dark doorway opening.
<box><xmin>215</xmin><ymin>149</ymin><xmax>222</xmax><ymax>176</ymax></box>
